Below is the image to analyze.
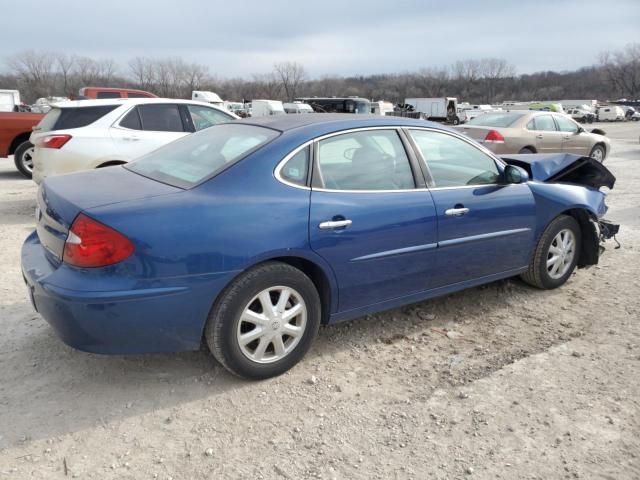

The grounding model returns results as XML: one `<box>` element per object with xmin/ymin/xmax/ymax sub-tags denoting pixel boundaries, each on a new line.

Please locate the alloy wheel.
<box><xmin>236</xmin><ymin>286</ymin><xmax>307</xmax><ymax>364</ymax></box>
<box><xmin>547</xmin><ymin>229</ymin><xmax>576</xmax><ymax>279</ymax></box>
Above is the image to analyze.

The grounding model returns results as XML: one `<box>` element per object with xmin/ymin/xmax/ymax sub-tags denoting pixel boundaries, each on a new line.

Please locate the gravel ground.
<box><xmin>0</xmin><ymin>123</ymin><xmax>638</xmax><ymax>479</ymax></box>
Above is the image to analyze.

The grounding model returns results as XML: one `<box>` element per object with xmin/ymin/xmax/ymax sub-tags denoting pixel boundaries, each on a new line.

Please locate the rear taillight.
<box><xmin>63</xmin><ymin>213</ymin><xmax>134</xmax><ymax>268</ymax></box>
<box><xmin>40</xmin><ymin>134</ymin><xmax>72</xmax><ymax>149</ymax></box>
<box><xmin>484</xmin><ymin>130</ymin><xmax>505</xmax><ymax>143</ymax></box>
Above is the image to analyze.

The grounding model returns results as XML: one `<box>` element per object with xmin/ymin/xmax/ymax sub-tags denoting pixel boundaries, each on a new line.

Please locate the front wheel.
<box><xmin>14</xmin><ymin>141</ymin><xmax>35</xmax><ymax>179</ymax></box>
<box><xmin>521</xmin><ymin>215</ymin><xmax>581</xmax><ymax>289</ymax></box>
<box><xmin>589</xmin><ymin>144</ymin><xmax>606</xmax><ymax>163</ymax></box>
<box><xmin>205</xmin><ymin>262</ymin><xmax>321</xmax><ymax>380</ymax></box>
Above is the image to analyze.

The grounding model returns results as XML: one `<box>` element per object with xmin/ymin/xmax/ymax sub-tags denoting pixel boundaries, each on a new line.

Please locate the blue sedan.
<box><xmin>21</xmin><ymin>115</ymin><xmax>619</xmax><ymax>379</ymax></box>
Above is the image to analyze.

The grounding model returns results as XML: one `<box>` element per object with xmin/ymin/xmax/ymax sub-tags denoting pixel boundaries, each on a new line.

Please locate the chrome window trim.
<box><xmin>274</xmin><ymin>140</ymin><xmax>313</xmax><ymax>190</ymax></box>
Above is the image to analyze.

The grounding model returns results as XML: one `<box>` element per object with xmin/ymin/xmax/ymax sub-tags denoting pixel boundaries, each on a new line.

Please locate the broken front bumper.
<box><xmin>598</xmin><ymin>219</ymin><xmax>621</xmax><ymax>256</ymax></box>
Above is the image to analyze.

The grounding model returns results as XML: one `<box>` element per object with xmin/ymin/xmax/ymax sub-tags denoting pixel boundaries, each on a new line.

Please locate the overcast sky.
<box><xmin>1</xmin><ymin>0</ymin><xmax>638</xmax><ymax>78</ymax></box>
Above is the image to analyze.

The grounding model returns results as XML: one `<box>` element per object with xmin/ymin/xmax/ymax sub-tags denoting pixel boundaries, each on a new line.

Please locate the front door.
<box><xmin>555</xmin><ymin>114</ymin><xmax>591</xmax><ymax>156</ymax></box>
<box><xmin>408</xmin><ymin>128</ymin><xmax>536</xmax><ymax>287</ymax></box>
<box><xmin>308</xmin><ymin>128</ymin><xmax>439</xmax><ymax>312</ymax></box>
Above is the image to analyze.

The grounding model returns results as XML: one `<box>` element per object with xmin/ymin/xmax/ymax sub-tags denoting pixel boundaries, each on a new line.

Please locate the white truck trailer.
<box><xmin>404</xmin><ymin>97</ymin><xmax>459</xmax><ymax>124</ymax></box>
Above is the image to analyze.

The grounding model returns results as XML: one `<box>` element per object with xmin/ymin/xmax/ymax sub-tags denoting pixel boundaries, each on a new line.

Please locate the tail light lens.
<box><xmin>484</xmin><ymin>130</ymin><xmax>505</xmax><ymax>143</ymax></box>
<box><xmin>63</xmin><ymin>213</ymin><xmax>134</xmax><ymax>268</ymax></box>
<box><xmin>40</xmin><ymin>134</ymin><xmax>72</xmax><ymax>149</ymax></box>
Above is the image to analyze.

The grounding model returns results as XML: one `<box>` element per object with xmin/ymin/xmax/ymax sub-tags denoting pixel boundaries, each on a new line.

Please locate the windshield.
<box><xmin>466</xmin><ymin>112</ymin><xmax>524</xmax><ymax>127</ymax></box>
<box><xmin>125</xmin><ymin>124</ymin><xmax>279</xmax><ymax>188</ymax></box>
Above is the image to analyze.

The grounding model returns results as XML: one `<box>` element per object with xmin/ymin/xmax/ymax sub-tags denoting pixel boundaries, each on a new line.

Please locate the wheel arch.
<box><xmin>96</xmin><ymin>160</ymin><xmax>128</xmax><ymax>168</ymax></box>
<box><xmin>519</xmin><ymin>145</ymin><xmax>537</xmax><ymax>153</ymax></box>
<box><xmin>558</xmin><ymin>208</ymin><xmax>600</xmax><ymax>268</ymax></box>
<box><xmin>9</xmin><ymin>132</ymin><xmax>31</xmax><ymax>155</ymax></box>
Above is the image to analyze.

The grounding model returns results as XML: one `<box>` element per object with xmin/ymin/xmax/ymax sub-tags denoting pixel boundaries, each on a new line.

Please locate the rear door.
<box><xmin>308</xmin><ymin>128</ymin><xmax>439</xmax><ymax>312</ymax></box>
<box><xmin>528</xmin><ymin>114</ymin><xmax>563</xmax><ymax>153</ymax></box>
<box><xmin>109</xmin><ymin>103</ymin><xmax>189</xmax><ymax>160</ymax></box>
<box><xmin>408</xmin><ymin>128</ymin><xmax>536</xmax><ymax>287</ymax></box>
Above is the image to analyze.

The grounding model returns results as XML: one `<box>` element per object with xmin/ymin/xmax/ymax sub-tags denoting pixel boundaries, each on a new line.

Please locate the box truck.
<box><xmin>404</xmin><ymin>97</ymin><xmax>459</xmax><ymax>124</ymax></box>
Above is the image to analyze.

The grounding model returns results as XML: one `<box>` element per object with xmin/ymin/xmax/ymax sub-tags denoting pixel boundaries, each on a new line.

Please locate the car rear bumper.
<box><xmin>21</xmin><ymin>230</ymin><xmax>231</xmax><ymax>354</ymax></box>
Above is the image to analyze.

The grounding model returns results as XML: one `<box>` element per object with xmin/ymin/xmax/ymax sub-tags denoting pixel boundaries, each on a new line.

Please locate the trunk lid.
<box><xmin>501</xmin><ymin>153</ymin><xmax>616</xmax><ymax>189</ymax></box>
<box><xmin>36</xmin><ymin>167</ymin><xmax>181</xmax><ymax>261</ymax></box>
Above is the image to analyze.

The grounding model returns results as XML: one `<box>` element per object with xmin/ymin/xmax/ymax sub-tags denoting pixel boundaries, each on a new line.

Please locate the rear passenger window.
<box><xmin>120</xmin><ymin>108</ymin><xmax>142</xmax><ymax>130</ymax></box>
<box><xmin>314</xmin><ymin>130</ymin><xmax>415</xmax><ymax>190</ymax></box>
<box><xmin>532</xmin><ymin>115</ymin><xmax>557</xmax><ymax>131</ymax></box>
<box><xmin>40</xmin><ymin>105</ymin><xmax>119</xmax><ymax>130</ymax></box>
<box><xmin>139</xmin><ymin>104</ymin><xmax>184</xmax><ymax>132</ymax></box>
<box><xmin>280</xmin><ymin>147</ymin><xmax>309</xmax><ymax>187</ymax></box>
<box><xmin>96</xmin><ymin>91</ymin><xmax>121</xmax><ymax>99</ymax></box>
<box><xmin>410</xmin><ymin>130</ymin><xmax>500</xmax><ymax>188</ymax></box>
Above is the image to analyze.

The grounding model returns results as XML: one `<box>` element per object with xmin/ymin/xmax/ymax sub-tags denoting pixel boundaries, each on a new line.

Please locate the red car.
<box><xmin>0</xmin><ymin>111</ymin><xmax>44</xmax><ymax>178</ymax></box>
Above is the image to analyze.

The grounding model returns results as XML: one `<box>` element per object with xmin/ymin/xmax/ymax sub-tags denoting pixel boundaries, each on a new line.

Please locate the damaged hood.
<box><xmin>501</xmin><ymin>153</ymin><xmax>616</xmax><ymax>189</ymax></box>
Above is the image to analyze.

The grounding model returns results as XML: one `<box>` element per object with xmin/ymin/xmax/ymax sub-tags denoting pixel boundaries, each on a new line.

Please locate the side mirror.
<box><xmin>503</xmin><ymin>164</ymin><xmax>529</xmax><ymax>184</ymax></box>
<box><xmin>577</xmin><ymin>126</ymin><xmax>585</xmax><ymax>134</ymax></box>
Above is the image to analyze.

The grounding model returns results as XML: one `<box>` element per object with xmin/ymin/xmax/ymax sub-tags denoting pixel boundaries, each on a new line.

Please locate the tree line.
<box><xmin>2</xmin><ymin>44</ymin><xmax>638</xmax><ymax>106</ymax></box>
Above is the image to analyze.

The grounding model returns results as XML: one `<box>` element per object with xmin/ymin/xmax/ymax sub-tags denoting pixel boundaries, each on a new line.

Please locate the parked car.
<box><xmin>78</xmin><ymin>87</ymin><xmax>157</xmax><ymax>99</ymax></box>
<box><xmin>596</xmin><ymin>106</ymin><xmax>625</xmax><ymax>122</ymax></box>
<box><xmin>566</xmin><ymin>108</ymin><xmax>595</xmax><ymax>123</ymax></box>
<box><xmin>0</xmin><ymin>111</ymin><xmax>45</xmax><ymax>177</ymax></box>
<box><xmin>295</xmin><ymin>97</ymin><xmax>371</xmax><ymax>114</ymax></box>
<box><xmin>455</xmin><ymin>111</ymin><xmax>610</xmax><ymax>162</ymax></box>
<box><xmin>30</xmin><ymin>98</ymin><xmax>238</xmax><ymax>184</ymax></box>
<box><xmin>283</xmin><ymin>102</ymin><xmax>314</xmax><ymax>114</ymax></box>
<box><xmin>22</xmin><ymin>115</ymin><xmax>619</xmax><ymax>380</ymax></box>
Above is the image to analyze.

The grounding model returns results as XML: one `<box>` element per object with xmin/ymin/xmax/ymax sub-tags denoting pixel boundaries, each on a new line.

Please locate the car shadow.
<box><xmin>0</xmin><ymin>274</ymin><xmax>584</xmax><ymax>450</ymax></box>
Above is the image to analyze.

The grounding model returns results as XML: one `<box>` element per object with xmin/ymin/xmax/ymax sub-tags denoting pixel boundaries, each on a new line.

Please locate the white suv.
<box><xmin>30</xmin><ymin>98</ymin><xmax>238</xmax><ymax>184</ymax></box>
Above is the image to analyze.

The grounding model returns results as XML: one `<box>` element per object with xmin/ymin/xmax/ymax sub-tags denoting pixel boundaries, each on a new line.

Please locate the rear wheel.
<box><xmin>205</xmin><ymin>262</ymin><xmax>321</xmax><ymax>380</ymax></box>
<box><xmin>589</xmin><ymin>144</ymin><xmax>606</xmax><ymax>162</ymax></box>
<box><xmin>13</xmin><ymin>141</ymin><xmax>35</xmax><ymax>179</ymax></box>
<box><xmin>518</xmin><ymin>147</ymin><xmax>534</xmax><ymax>154</ymax></box>
<box><xmin>521</xmin><ymin>215</ymin><xmax>581</xmax><ymax>289</ymax></box>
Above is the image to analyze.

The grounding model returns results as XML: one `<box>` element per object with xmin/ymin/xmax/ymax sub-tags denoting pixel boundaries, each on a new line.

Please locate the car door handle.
<box><xmin>445</xmin><ymin>207</ymin><xmax>470</xmax><ymax>217</ymax></box>
<box><xmin>319</xmin><ymin>219</ymin><xmax>352</xmax><ymax>229</ymax></box>
<box><xmin>536</xmin><ymin>134</ymin><xmax>544</xmax><ymax>139</ymax></box>
<box><xmin>124</xmin><ymin>135</ymin><xmax>140</xmax><ymax>141</ymax></box>
<box><xmin>562</xmin><ymin>135</ymin><xmax>570</xmax><ymax>140</ymax></box>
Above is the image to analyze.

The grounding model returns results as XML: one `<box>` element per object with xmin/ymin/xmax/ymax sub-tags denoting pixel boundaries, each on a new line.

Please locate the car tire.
<box><xmin>13</xmin><ymin>141</ymin><xmax>35</xmax><ymax>179</ymax></box>
<box><xmin>204</xmin><ymin>261</ymin><xmax>321</xmax><ymax>380</ymax></box>
<box><xmin>452</xmin><ymin>117</ymin><xmax>460</xmax><ymax>125</ymax></box>
<box><xmin>518</xmin><ymin>147</ymin><xmax>534</xmax><ymax>154</ymax></box>
<box><xmin>580</xmin><ymin>116</ymin><xmax>586</xmax><ymax>123</ymax></box>
<box><xmin>521</xmin><ymin>215</ymin><xmax>581</xmax><ymax>290</ymax></box>
<box><xmin>589</xmin><ymin>144</ymin><xmax>606</xmax><ymax>163</ymax></box>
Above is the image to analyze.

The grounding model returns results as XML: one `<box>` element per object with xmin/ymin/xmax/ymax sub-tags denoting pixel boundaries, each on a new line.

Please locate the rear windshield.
<box><xmin>466</xmin><ymin>112</ymin><xmax>524</xmax><ymax>127</ymax></box>
<box><xmin>35</xmin><ymin>105</ymin><xmax>119</xmax><ymax>131</ymax></box>
<box><xmin>125</xmin><ymin>124</ymin><xmax>279</xmax><ymax>188</ymax></box>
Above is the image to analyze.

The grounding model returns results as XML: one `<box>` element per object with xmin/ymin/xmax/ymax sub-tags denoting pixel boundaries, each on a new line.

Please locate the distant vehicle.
<box><xmin>192</xmin><ymin>91</ymin><xmax>224</xmax><ymax>106</ymax></box>
<box><xmin>404</xmin><ymin>97</ymin><xmax>459</xmax><ymax>124</ymax></box>
<box><xmin>30</xmin><ymin>98</ymin><xmax>237</xmax><ymax>184</ymax></box>
<box><xmin>559</xmin><ymin>100</ymin><xmax>598</xmax><ymax>113</ymax></box>
<box><xmin>504</xmin><ymin>102</ymin><xmax>565</xmax><ymax>113</ymax></box>
<box><xmin>566</xmin><ymin>108</ymin><xmax>595</xmax><ymax>124</ymax></box>
<box><xmin>295</xmin><ymin>97</ymin><xmax>371</xmax><ymax>114</ymax></box>
<box><xmin>621</xmin><ymin>106</ymin><xmax>640</xmax><ymax>121</ymax></box>
<box><xmin>0</xmin><ymin>111</ymin><xmax>45</xmax><ymax>177</ymax></box>
<box><xmin>370</xmin><ymin>101</ymin><xmax>394</xmax><ymax>115</ymax></box>
<box><xmin>458</xmin><ymin>109</ymin><xmax>486</xmax><ymax>124</ymax></box>
<box><xmin>283</xmin><ymin>102</ymin><xmax>314</xmax><ymax>114</ymax></box>
<box><xmin>79</xmin><ymin>87</ymin><xmax>157</xmax><ymax>99</ymax></box>
<box><xmin>22</xmin><ymin>114</ymin><xmax>619</xmax><ymax>380</ymax></box>
<box><xmin>454</xmin><ymin>111</ymin><xmax>610</xmax><ymax>162</ymax></box>
<box><xmin>30</xmin><ymin>97</ymin><xmax>70</xmax><ymax>113</ymax></box>
<box><xmin>251</xmin><ymin>100</ymin><xmax>286</xmax><ymax>117</ymax></box>
<box><xmin>597</xmin><ymin>106</ymin><xmax>625</xmax><ymax>122</ymax></box>
<box><xmin>224</xmin><ymin>101</ymin><xmax>250</xmax><ymax>117</ymax></box>
<box><xmin>0</xmin><ymin>89</ymin><xmax>21</xmax><ymax>112</ymax></box>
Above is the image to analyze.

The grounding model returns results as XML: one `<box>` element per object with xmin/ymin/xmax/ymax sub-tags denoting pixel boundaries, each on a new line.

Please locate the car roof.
<box><xmin>234</xmin><ymin>113</ymin><xmax>448</xmax><ymax>134</ymax></box>
<box><xmin>51</xmin><ymin>98</ymin><xmax>229</xmax><ymax>109</ymax></box>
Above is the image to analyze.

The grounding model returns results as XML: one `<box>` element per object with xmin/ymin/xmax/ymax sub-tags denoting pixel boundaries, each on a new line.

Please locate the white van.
<box><xmin>597</xmin><ymin>106</ymin><xmax>625</xmax><ymax>122</ymax></box>
<box><xmin>371</xmin><ymin>101</ymin><xmax>395</xmax><ymax>115</ymax></box>
<box><xmin>251</xmin><ymin>100</ymin><xmax>286</xmax><ymax>117</ymax></box>
<box><xmin>0</xmin><ymin>89</ymin><xmax>20</xmax><ymax>112</ymax></box>
<box><xmin>283</xmin><ymin>102</ymin><xmax>314</xmax><ymax>114</ymax></box>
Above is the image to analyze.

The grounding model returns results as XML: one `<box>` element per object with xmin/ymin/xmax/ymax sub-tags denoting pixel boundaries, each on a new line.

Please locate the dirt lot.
<box><xmin>0</xmin><ymin>123</ymin><xmax>639</xmax><ymax>479</ymax></box>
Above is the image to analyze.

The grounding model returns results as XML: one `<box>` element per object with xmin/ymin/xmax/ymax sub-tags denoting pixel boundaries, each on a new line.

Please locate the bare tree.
<box><xmin>599</xmin><ymin>43</ymin><xmax>640</xmax><ymax>98</ymax></box>
<box><xmin>55</xmin><ymin>53</ymin><xmax>76</xmax><ymax>97</ymax></box>
<box><xmin>7</xmin><ymin>50</ymin><xmax>57</xmax><ymax>99</ymax></box>
<box><xmin>273</xmin><ymin>61</ymin><xmax>306</xmax><ymax>101</ymax></box>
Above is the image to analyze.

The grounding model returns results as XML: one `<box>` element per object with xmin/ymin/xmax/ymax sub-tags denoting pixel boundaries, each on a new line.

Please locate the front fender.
<box><xmin>528</xmin><ymin>181</ymin><xmax>607</xmax><ymax>238</ymax></box>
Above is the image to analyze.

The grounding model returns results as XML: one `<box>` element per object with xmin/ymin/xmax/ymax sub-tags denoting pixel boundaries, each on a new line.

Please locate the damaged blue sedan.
<box><xmin>21</xmin><ymin>115</ymin><xmax>619</xmax><ymax>379</ymax></box>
